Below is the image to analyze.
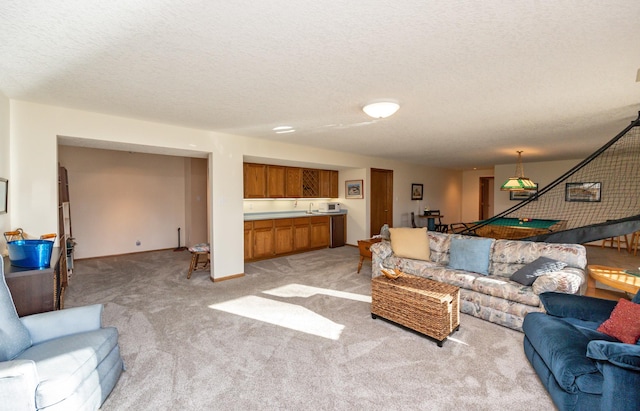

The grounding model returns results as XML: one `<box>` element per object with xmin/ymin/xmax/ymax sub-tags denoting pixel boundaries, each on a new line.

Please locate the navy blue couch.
<box><xmin>523</xmin><ymin>291</ymin><xmax>640</xmax><ymax>411</ymax></box>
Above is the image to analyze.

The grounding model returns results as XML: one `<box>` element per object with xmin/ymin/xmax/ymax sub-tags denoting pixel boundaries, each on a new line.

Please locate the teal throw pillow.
<box><xmin>447</xmin><ymin>237</ymin><xmax>494</xmax><ymax>275</ymax></box>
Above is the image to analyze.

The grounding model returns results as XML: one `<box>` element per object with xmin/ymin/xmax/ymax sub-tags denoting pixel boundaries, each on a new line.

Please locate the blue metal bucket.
<box><xmin>7</xmin><ymin>239</ymin><xmax>54</xmax><ymax>268</ymax></box>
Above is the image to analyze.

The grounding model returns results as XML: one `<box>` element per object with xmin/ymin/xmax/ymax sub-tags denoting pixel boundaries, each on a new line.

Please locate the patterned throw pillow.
<box><xmin>510</xmin><ymin>256</ymin><xmax>568</xmax><ymax>286</ymax></box>
<box><xmin>597</xmin><ymin>298</ymin><xmax>640</xmax><ymax>344</ymax></box>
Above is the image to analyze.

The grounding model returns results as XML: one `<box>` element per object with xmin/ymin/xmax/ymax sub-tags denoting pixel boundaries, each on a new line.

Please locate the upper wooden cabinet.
<box><xmin>243</xmin><ymin>163</ymin><xmax>267</xmax><ymax>198</ymax></box>
<box><xmin>267</xmin><ymin>165</ymin><xmax>286</xmax><ymax>198</ymax></box>
<box><xmin>285</xmin><ymin>167</ymin><xmax>303</xmax><ymax>198</ymax></box>
<box><xmin>319</xmin><ymin>170</ymin><xmax>338</xmax><ymax>198</ymax></box>
<box><xmin>244</xmin><ymin>163</ymin><xmax>338</xmax><ymax>199</ymax></box>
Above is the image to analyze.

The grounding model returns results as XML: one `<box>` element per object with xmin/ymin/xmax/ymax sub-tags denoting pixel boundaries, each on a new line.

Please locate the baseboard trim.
<box><xmin>211</xmin><ymin>273</ymin><xmax>245</xmax><ymax>283</ymax></box>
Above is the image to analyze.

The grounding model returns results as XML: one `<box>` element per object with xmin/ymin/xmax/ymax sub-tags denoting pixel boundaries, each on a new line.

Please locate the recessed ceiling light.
<box><xmin>273</xmin><ymin>126</ymin><xmax>293</xmax><ymax>131</ymax></box>
<box><xmin>275</xmin><ymin>129</ymin><xmax>296</xmax><ymax>134</ymax></box>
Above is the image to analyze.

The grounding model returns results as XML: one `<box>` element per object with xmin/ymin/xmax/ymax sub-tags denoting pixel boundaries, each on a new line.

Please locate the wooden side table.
<box><xmin>357</xmin><ymin>237</ymin><xmax>382</xmax><ymax>273</ymax></box>
<box><xmin>586</xmin><ymin>265</ymin><xmax>640</xmax><ymax>300</ymax></box>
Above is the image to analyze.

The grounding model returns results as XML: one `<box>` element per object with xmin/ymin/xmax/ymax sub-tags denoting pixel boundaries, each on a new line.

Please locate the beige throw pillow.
<box><xmin>389</xmin><ymin>227</ymin><xmax>430</xmax><ymax>261</ymax></box>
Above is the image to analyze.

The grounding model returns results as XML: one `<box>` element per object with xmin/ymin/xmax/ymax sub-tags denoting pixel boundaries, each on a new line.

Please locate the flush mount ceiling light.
<box><xmin>500</xmin><ymin>151</ymin><xmax>537</xmax><ymax>191</ymax></box>
<box><xmin>362</xmin><ymin>101</ymin><xmax>400</xmax><ymax>119</ymax></box>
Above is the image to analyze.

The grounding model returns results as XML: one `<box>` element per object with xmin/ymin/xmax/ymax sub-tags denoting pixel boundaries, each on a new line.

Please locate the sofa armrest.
<box><xmin>20</xmin><ymin>304</ymin><xmax>103</xmax><ymax>345</ymax></box>
<box><xmin>587</xmin><ymin>340</ymin><xmax>640</xmax><ymax>411</ymax></box>
<box><xmin>532</xmin><ymin>268</ymin><xmax>584</xmax><ymax>295</ymax></box>
<box><xmin>587</xmin><ymin>340</ymin><xmax>640</xmax><ymax>372</ymax></box>
<box><xmin>370</xmin><ymin>240</ymin><xmax>393</xmax><ymax>278</ymax></box>
<box><xmin>0</xmin><ymin>360</ymin><xmax>38</xmax><ymax>411</ymax></box>
<box><xmin>538</xmin><ymin>292</ymin><xmax>617</xmax><ymax>322</ymax></box>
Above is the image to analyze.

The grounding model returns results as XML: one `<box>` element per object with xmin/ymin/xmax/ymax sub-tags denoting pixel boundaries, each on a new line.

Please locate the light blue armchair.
<box><xmin>0</xmin><ymin>257</ymin><xmax>123</xmax><ymax>410</ymax></box>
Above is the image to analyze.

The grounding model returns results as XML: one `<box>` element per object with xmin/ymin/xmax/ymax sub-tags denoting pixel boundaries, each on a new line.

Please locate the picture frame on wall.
<box><xmin>0</xmin><ymin>178</ymin><xmax>6</xmax><ymax>214</ymax></box>
<box><xmin>345</xmin><ymin>180</ymin><xmax>363</xmax><ymax>199</ymax></box>
<box><xmin>411</xmin><ymin>183</ymin><xmax>423</xmax><ymax>200</ymax></box>
<box><xmin>565</xmin><ymin>182</ymin><xmax>602</xmax><ymax>202</ymax></box>
<box><xmin>510</xmin><ymin>184</ymin><xmax>538</xmax><ymax>201</ymax></box>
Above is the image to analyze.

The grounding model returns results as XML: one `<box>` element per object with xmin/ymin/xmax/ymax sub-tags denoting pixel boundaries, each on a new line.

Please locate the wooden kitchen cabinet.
<box><xmin>244</xmin><ymin>163</ymin><xmax>267</xmax><ymax>198</ymax></box>
<box><xmin>267</xmin><ymin>165</ymin><xmax>286</xmax><ymax>198</ymax></box>
<box><xmin>244</xmin><ymin>163</ymin><xmax>339</xmax><ymax>199</ymax></box>
<box><xmin>244</xmin><ymin>221</ymin><xmax>253</xmax><ymax>260</ymax></box>
<box><xmin>245</xmin><ymin>215</ymin><xmax>333</xmax><ymax>261</ymax></box>
<box><xmin>293</xmin><ymin>217</ymin><xmax>311</xmax><ymax>251</ymax></box>
<box><xmin>310</xmin><ymin>216</ymin><xmax>330</xmax><ymax>248</ymax></box>
<box><xmin>318</xmin><ymin>169</ymin><xmax>339</xmax><ymax>198</ymax></box>
<box><xmin>274</xmin><ymin>218</ymin><xmax>294</xmax><ymax>254</ymax></box>
<box><xmin>252</xmin><ymin>219</ymin><xmax>274</xmax><ymax>258</ymax></box>
<box><xmin>285</xmin><ymin>167</ymin><xmax>303</xmax><ymax>198</ymax></box>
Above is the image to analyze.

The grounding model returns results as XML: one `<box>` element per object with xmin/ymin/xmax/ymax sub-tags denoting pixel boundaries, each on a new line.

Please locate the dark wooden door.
<box><xmin>370</xmin><ymin>168</ymin><xmax>393</xmax><ymax>237</ymax></box>
<box><xmin>479</xmin><ymin>177</ymin><xmax>494</xmax><ymax>220</ymax></box>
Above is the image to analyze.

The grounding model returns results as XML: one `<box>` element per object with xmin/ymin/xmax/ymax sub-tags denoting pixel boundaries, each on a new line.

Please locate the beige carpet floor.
<box><xmin>65</xmin><ymin>246</ymin><xmax>556</xmax><ymax>410</ymax></box>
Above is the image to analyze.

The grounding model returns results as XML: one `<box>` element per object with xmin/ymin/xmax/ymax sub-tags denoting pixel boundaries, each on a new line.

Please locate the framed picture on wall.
<box><xmin>510</xmin><ymin>184</ymin><xmax>538</xmax><ymax>201</ymax></box>
<box><xmin>411</xmin><ymin>183</ymin><xmax>423</xmax><ymax>200</ymax></box>
<box><xmin>565</xmin><ymin>182</ymin><xmax>601</xmax><ymax>202</ymax></box>
<box><xmin>345</xmin><ymin>180</ymin><xmax>363</xmax><ymax>199</ymax></box>
<box><xmin>0</xmin><ymin>178</ymin><xmax>6</xmax><ymax>214</ymax></box>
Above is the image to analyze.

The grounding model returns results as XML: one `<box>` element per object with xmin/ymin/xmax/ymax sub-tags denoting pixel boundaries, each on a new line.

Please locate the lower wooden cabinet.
<box><xmin>293</xmin><ymin>218</ymin><xmax>311</xmax><ymax>251</ymax></box>
<box><xmin>252</xmin><ymin>220</ymin><xmax>275</xmax><ymax>259</ymax></box>
<box><xmin>245</xmin><ymin>216</ymin><xmax>331</xmax><ymax>261</ymax></box>
<box><xmin>310</xmin><ymin>216</ymin><xmax>330</xmax><ymax>248</ymax></box>
<box><xmin>274</xmin><ymin>218</ymin><xmax>294</xmax><ymax>254</ymax></box>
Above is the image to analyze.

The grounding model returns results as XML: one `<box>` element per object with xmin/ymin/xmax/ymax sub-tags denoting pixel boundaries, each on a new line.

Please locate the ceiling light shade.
<box><xmin>362</xmin><ymin>101</ymin><xmax>400</xmax><ymax>119</ymax></box>
<box><xmin>500</xmin><ymin>151</ymin><xmax>537</xmax><ymax>191</ymax></box>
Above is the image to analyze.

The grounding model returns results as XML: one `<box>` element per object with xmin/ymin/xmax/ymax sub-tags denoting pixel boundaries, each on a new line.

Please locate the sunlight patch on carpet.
<box><xmin>262</xmin><ymin>283</ymin><xmax>371</xmax><ymax>303</ymax></box>
<box><xmin>209</xmin><ymin>295</ymin><xmax>345</xmax><ymax>340</ymax></box>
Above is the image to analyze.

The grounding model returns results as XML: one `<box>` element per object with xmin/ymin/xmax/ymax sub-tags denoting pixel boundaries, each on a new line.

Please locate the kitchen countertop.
<box><xmin>244</xmin><ymin>210</ymin><xmax>347</xmax><ymax>221</ymax></box>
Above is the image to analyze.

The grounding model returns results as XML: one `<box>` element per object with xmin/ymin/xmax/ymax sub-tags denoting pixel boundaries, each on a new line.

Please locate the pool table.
<box><xmin>473</xmin><ymin>218</ymin><xmax>567</xmax><ymax>240</ymax></box>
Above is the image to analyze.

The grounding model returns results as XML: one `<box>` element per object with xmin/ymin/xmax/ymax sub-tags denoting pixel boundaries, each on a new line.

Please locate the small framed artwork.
<box><xmin>411</xmin><ymin>183</ymin><xmax>423</xmax><ymax>200</ymax></box>
<box><xmin>510</xmin><ymin>184</ymin><xmax>538</xmax><ymax>201</ymax></box>
<box><xmin>0</xmin><ymin>178</ymin><xmax>6</xmax><ymax>214</ymax></box>
<box><xmin>565</xmin><ymin>182</ymin><xmax>602</xmax><ymax>202</ymax></box>
<box><xmin>345</xmin><ymin>180</ymin><xmax>363</xmax><ymax>199</ymax></box>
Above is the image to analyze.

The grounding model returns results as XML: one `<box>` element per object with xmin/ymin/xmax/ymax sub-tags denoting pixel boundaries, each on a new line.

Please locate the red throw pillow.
<box><xmin>597</xmin><ymin>298</ymin><xmax>640</xmax><ymax>344</ymax></box>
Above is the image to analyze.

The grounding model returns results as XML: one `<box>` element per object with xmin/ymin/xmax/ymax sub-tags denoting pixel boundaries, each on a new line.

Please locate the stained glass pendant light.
<box><xmin>500</xmin><ymin>151</ymin><xmax>537</xmax><ymax>191</ymax></box>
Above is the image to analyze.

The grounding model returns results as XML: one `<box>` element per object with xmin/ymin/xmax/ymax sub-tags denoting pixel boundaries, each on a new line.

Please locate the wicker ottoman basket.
<box><xmin>371</xmin><ymin>273</ymin><xmax>460</xmax><ymax>347</ymax></box>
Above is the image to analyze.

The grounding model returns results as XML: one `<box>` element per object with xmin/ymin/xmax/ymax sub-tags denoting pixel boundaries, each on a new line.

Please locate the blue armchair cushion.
<box><xmin>0</xmin><ymin>262</ymin><xmax>31</xmax><ymax>361</ymax></box>
<box><xmin>522</xmin><ymin>312</ymin><xmax>602</xmax><ymax>393</ymax></box>
<box><xmin>510</xmin><ymin>256</ymin><xmax>567</xmax><ymax>286</ymax></box>
<box><xmin>539</xmin><ymin>291</ymin><xmax>617</xmax><ymax>323</ymax></box>
<box><xmin>15</xmin><ymin>327</ymin><xmax>120</xmax><ymax>409</ymax></box>
<box><xmin>447</xmin><ymin>237</ymin><xmax>494</xmax><ymax>275</ymax></box>
<box><xmin>596</xmin><ymin>298</ymin><xmax>640</xmax><ymax>344</ymax></box>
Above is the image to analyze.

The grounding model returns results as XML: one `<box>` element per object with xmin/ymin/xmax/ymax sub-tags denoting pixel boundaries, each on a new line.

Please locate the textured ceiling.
<box><xmin>1</xmin><ymin>1</ymin><xmax>639</xmax><ymax>169</ymax></box>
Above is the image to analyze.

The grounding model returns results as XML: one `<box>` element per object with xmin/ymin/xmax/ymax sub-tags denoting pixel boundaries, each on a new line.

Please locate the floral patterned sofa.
<box><xmin>370</xmin><ymin>231</ymin><xmax>587</xmax><ymax>331</ymax></box>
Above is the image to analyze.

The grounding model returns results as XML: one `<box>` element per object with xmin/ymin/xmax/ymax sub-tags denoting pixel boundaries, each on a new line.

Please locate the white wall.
<box><xmin>58</xmin><ymin>146</ymin><xmax>188</xmax><ymax>258</ymax></box>
<box><xmin>0</xmin><ymin>94</ymin><xmax>9</xmax><ymax>256</ymax></box>
<box><xmin>9</xmin><ymin>100</ymin><xmax>462</xmax><ymax>278</ymax></box>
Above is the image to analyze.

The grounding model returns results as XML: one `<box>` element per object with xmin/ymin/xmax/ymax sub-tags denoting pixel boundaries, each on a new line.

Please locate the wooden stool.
<box><xmin>187</xmin><ymin>243</ymin><xmax>210</xmax><ymax>279</ymax></box>
<box><xmin>630</xmin><ymin>231</ymin><xmax>640</xmax><ymax>256</ymax></box>
<box><xmin>600</xmin><ymin>235</ymin><xmax>629</xmax><ymax>252</ymax></box>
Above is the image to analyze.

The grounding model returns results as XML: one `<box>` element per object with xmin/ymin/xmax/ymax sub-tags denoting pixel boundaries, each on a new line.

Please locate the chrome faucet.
<box><xmin>308</xmin><ymin>202</ymin><xmax>314</xmax><ymax>214</ymax></box>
